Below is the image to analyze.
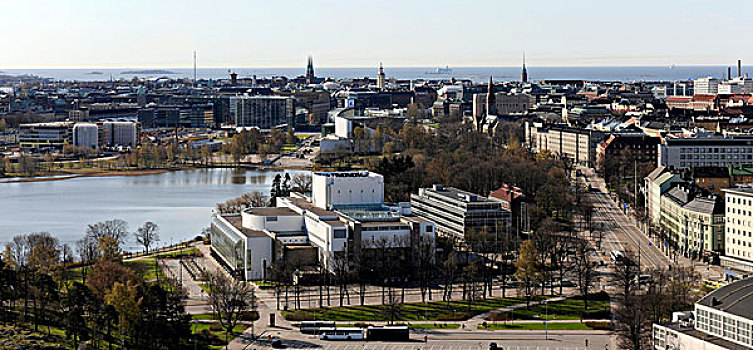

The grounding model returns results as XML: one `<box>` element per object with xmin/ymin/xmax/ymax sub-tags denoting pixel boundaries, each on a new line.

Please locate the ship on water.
<box><xmin>426</xmin><ymin>66</ymin><xmax>452</xmax><ymax>74</ymax></box>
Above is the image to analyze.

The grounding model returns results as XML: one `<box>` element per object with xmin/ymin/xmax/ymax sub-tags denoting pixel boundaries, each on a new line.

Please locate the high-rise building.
<box><xmin>72</xmin><ymin>123</ymin><xmax>99</xmax><ymax>149</ymax></box>
<box><xmin>101</xmin><ymin>121</ymin><xmax>138</xmax><ymax>147</ymax></box>
<box><xmin>694</xmin><ymin>77</ymin><xmax>720</xmax><ymax>94</ymax></box>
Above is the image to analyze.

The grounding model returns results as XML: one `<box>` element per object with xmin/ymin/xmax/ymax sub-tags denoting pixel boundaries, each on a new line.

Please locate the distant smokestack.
<box><xmin>739</xmin><ymin>60</ymin><xmax>742</xmax><ymax>78</ymax></box>
<box><xmin>728</xmin><ymin>67</ymin><xmax>731</xmax><ymax>80</ymax></box>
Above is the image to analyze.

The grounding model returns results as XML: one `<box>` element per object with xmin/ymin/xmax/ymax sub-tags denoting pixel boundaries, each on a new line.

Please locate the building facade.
<box><xmin>525</xmin><ymin>122</ymin><xmax>602</xmax><ymax>167</ymax></box>
<box><xmin>659</xmin><ymin>184</ymin><xmax>725</xmax><ymax>259</ymax></box>
<box><xmin>72</xmin><ymin>123</ymin><xmax>99</xmax><ymax>148</ymax></box>
<box><xmin>659</xmin><ymin>136</ymin><xmax>753</xmax><ymax>169</ymax></box>
<box><xmin>722</xmin><ymin>187</ymin><xmax>753</xmax><ymax>273</ymax></box>
<box><xmin>235</xmin><ymin>95</ymin><xmax>294</xmax><ymax>130</ymax></box>
<box><xmin>410</xmin><ymin>185</ymin><xmax>511</xmax><ymax>240</ymax></box>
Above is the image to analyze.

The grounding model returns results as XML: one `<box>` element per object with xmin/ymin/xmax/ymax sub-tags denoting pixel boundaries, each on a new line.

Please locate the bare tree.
<box><xmin>86</xmin><ymin>219</ymin><xmax>129</xmax><ymax>244</ymax></box>
<box><xmin>572</xmin><ymin>237</ymin><xmax>595</xmax><ymax>310</ymax></box>
<box><xmin>291</xmin><ymin>173</ymin><xmax>312</xmax><ymax>193</ymax></box>
<box><xmin>515</xmin><ymin>240</ymin><xmax>543</xmax><ymax>308</ymax></box>
<box><xmin>216</xmin><ymin>191</ymin><xmax>269</xmax><ymax>214</ymax></box>
<box><xmin>206</xmin><ymin>269</ymin><xmax>258</xmax><ymax>347</ymax></box>
<box><xmin>135</xmin><ymin>221</ymin><xmax>160</xmax><ymax>254</ymax></box>
<box><xmin>613</xmin><ymin>252</ymin><xmax>649</xmax><ymax>350</ymax></box>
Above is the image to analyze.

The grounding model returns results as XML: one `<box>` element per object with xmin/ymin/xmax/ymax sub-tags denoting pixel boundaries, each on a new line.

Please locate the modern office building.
<box><xmin>659</xmin><ymin>136</ymin><xmax>753</xmax><ymax>169</ymax></box>
<box><xmin>653</xmin><ymin>277</ymin><xmax>753</xmax><ymax>350</ymax></box>
<box><xmin>235</xmin><ymin>95</ymin><xmax>294</xmax><ymax>130</ymax></box>
<box><xmin>18</xmin><ymin>122</ymin><xmax>73</xmax><ymax>151</ymax></box>
<box><xmin>721</xmin><ymin>187</ymin><xmax>753</xmax><ymax>273</ymax></box>
<box><xmin>210</xmin><ymin>171</ymin><xmax>436</xmax><ymax>280</ymax></box>
<box><xmin>101</xmin><ymin>121</ymin><xmax>138</xmax><ymax>147</ymax></box>
<box><xmin>72</xmin><ymin>123</ymin><xmax>99</xmax><ymax>148</ymax></box>
<box><xmin>410</xmin><ymin>185</ymin><xmax>511</xmax><ymax>240</ymax></box>
<box><xmin>694</xmin><ymin>77</ymin><xmax>721</xmax><ymax>95</ymax></box>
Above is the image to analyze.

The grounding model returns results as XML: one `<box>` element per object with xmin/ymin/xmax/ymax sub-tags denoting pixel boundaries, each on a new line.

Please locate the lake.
<box><xmin>0</xmin><ymin>168</ymin><xmax>307</xmax><ymax>250</ymax></box>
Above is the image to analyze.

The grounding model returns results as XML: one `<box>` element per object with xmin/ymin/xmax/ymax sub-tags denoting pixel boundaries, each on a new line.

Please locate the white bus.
<box><xmin>299</xmin><ymin>321</ymin><xmax>336</xmax><ymax>335</ymax></box>
<box><xmin>318</xmin><ymin>327</ymin><xmax>365</xmax><ymax>340</ymax></box>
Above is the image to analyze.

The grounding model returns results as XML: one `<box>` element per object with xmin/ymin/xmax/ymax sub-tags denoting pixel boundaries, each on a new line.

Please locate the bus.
<box><xmin>299</xmin><ymin>321</ymin><xmax>336</xmax><ymax>335</ymax></box>
<box><xmin>366</xmin><ymin>326</ymin><xmax>410</xmax><ymax>341</ymax></box>
<box><xmin>610</xmin><ymin>250</ymin><xmax>624</xmax><ymax>262</ymax></box>
<box><xmin>318</xmin><ymin>327</ymin><xmax>365</xmax><ymax>340</ymax></box>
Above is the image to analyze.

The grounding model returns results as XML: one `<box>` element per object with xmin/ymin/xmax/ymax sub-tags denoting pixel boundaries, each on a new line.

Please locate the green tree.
<box><xmin>105</xmin><ymin>282</ymin><xmax>142</xmax><ymax>349</ymax></box>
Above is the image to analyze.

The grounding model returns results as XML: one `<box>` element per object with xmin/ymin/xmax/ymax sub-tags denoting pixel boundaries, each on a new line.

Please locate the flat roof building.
<box><xmin>411</xmin><ymin>185</ymin><xmax>511</xmax><ymax>240</ymax></box>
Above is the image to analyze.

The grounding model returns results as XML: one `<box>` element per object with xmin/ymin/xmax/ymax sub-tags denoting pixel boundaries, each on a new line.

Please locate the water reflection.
<box><xmin>0</xmin><ymin>168</ymin><xmax>307</xmax><ymax>249</ymax></box>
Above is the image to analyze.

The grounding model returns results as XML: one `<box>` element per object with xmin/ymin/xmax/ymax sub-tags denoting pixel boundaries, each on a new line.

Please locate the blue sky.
<box><xmin>0</xmin><ymin>0</ymin><xmax>749</xmax><ymax>68</ymax></box>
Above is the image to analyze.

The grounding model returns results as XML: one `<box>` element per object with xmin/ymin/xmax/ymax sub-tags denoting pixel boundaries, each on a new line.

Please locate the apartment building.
<box><xmin>721</xmin><ymin>187</ymin><xmax>753</xmax><ymax>273</ymax></box>
<box><xmin>525</xmin><ymin>122</ymin><xmax>603</xmax><ymax>167</ymax></box>
<box><xmin>659</xmin><ymin>183</ymin><xmax>724</xmax><ymax>260</ymax></box>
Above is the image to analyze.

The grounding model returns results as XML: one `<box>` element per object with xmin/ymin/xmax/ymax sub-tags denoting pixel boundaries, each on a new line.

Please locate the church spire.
<box><xmin>306</xmin><ymin>55</ymin><xmax>315</xmax><ymax>84</ymax></box>
<box><xmin>486</xmin><ymin>76</ymin><xmax>496</xmax><ymax>117</ymax></box>
<box><xmin>521</xmin><ymin>52</ymin><xmax>528</xmax><ymax>83</ymax></box>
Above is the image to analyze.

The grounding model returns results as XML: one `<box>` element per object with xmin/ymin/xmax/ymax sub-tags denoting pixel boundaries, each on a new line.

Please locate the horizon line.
<box><xmin>0</xmin><ymin>63</ymin><xmax>742</xmax><ymax>70</ymax></box>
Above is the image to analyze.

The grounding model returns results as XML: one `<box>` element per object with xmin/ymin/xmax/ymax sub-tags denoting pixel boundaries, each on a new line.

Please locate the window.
<box><xmin>425</xmin><ymin>225</ymin><xmax>434</xmax><ymax>233</ymax></box>
<box><xmin>266</xmin><ymin>216</ymin><xmax>278</xmax><ymax>222</ymax></box>
<box><xmin>333</xmin><ymin>229</ymin><xmax>346</xmax><ymax>239</ymax></box>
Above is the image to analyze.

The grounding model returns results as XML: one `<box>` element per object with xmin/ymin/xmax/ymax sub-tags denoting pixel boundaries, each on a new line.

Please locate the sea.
<box><xmin>0</xmin><ymin>66</ymin><xmax>749</xmax><ymax>83</ymax></box>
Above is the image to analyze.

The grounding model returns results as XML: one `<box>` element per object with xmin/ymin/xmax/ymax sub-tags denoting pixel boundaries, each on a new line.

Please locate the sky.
<box><xmin>0</xmin><ymin>0</ymin><xmax>750</xmax><ymax>68</ymax></box>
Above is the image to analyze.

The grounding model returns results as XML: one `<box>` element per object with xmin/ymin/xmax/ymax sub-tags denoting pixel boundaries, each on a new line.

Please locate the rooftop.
<box><xmin>697</xmin><ymin>277</ymin><xmax>753</xmax><ymax>319</ymax></box>
<box><xmin>244</xmin><ymin>207</ymin><xmax>298</xmax><ymax>216</ymax></box>
<box><xmin>220</xmin><ymin>215</ymin><xmax>268</xmax><ymax>238</ymax></box>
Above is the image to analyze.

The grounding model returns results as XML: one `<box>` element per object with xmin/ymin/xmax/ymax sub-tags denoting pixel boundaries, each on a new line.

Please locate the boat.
<box><xmin>426</xmin><ymin>66</ymin><xmax>452</xmax><ymax>75</ymax></box>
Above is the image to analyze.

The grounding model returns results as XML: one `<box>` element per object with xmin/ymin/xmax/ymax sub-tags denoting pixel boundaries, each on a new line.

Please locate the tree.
<box><xmin>132</xmin><ymin>281</ymin><xmax>191</xmax><ymax>350</ymax></box>
<box><xmin>86</xmin><ymin>219</ymin><xmax>129</xmax><ymax>245</ymax></box>
<box><xmin>105</xmin><ymin>282</ymin><xmax>142</xmax><ymax>350</ymax></box>
<box><xmin>135</xmin><ymin>221</ymin><xmax>160</xmax><ymax>254</ymax></box>
<box><xmin>515</xmin><ymin>240</ymin><xmax>543</xmax><ymax>308</ymax></box>
<box><xmin>613</xmin><ymin>253</ymin><xmax>649</xmax><ymax>350</ymax></box>
<box><xmin>64</xmin><ymin>282</ymin><xmax>92</xmax><ymax>349</ymax></box>
<box><xmin>206</xmin><ymin>269</ymin><xmax>258</xmax><ymax>348</ymax></box>
<box><xmin>572</xmin><ymin>237</ymin><xmax>595</xmax><ymax>310</ymax></box>
<box><xmin>98</xmin><ymin>235</ymin><xmax>121</xmax><ymax>262</ymax></box>
<box><xmin>87</xmin><ymin>260</ymin><xmax>139</xmax><ymax>299</ymax></box>
<box><xmin>291</xmin><ymin>173</ymin><xmax>312</xmax><ymax>193</ymax></box>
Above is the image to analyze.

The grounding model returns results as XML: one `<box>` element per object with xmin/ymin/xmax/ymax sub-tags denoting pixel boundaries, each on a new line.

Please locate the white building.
<box><xmin>653</xmin><ymin>277</ymin><xmax>753</xmax><ymax>350</ymax></box>
<box><xmin>72</xmin><ymin>123</ymin><xmax>99</xmax><ymax>149</ymax></box>
<box><xmin>718</xmin><ymin>75</ymin><xmax>753</xmax><ymax>94</ymax></box>
<box><xmin>722</xmin><ymin>187</ymin><xmax>753</xmax><ymax>273</ymax></box>
<box><xmin>210</xmin><ymin>171</ymin><xmax>436</xmax><ymax>279</ymax></box>
<box><xmin>659</xmin><ymin>136</ymin><xmax>753</xmax><ymax>169</ymax></box>
<box><xmin>645</xmin><ymin>166</ymin><xmax>684</xmax><ymax>229</ymax></box>
<box><xmin>694</xmin><ymin>77</ymin><xmax>721</xmax><ymax>95</ymax></box>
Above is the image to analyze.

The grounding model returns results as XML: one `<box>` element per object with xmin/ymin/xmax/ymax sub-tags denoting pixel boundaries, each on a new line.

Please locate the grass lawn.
<box><xmin>198</xmin><ymin>282</ymin><xmax>211</xmax><ymax>294</ymax></box>
<box><xmin>282</xmin><ymin>296</ymin><xmax>548</xmax><ymax>322</ymax></box>
<box><xmin>501</xmin><ymin>297</ymin><xmax>610</xmax><ymax>321</ymax></box>
<box><xmin>192</xmin><ymin>323</ymin><xmax>248</xmax><ymax>350</ymax></box>
<box><xmin>124</xmin><ymin>258</ymin><xmax>167</xmax><ymax>281</ymax></box>
<box><xmin>156</xmin><ymin>247</ymin><xmax>201</xmax><ymax>259</ymax></box>
<box><xmin>479</xmin><ymin>322</ymin><xmax>596</xmax><ymax>331</ymax></box>
<box><xmin>192</xmin><ymin>313</ymin><xmax>216</xmax><ymax>321</ymax></box>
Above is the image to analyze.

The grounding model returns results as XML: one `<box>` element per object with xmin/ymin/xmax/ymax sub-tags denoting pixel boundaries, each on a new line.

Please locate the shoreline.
<box><xmin>1</xmin><ymin>164</ymin><xmax>314</xmax><ymax>184</ymax></box>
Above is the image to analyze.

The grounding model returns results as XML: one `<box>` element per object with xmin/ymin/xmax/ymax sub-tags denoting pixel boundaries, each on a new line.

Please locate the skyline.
<box><xmin>1</xmin><ymin>0</ymin><xmax>752</xmax><ymax>69</ymax></box>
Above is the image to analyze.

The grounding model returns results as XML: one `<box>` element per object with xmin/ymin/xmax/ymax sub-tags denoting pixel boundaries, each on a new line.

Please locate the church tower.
<box><xmin>377</xmin><ymin>62</ymin><xmax>386</xmax><ymax>90</ymax></box>
<box><xmin>486</xmin><ymin>76</ymin><xmax>496</xmax><ymax>117</ymax></box>
<box><xmin>521</xmin><ymin>53</ymin><xmax>528</xmax><ymax>83</ymax></box>
<box><xmin>305</xmin><ymin>56</ymin><xmax>315</xmax><ymax>84</ymax></box>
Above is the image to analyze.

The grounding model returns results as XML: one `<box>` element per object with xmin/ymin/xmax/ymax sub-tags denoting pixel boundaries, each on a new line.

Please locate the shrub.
<box><xmin>584</xmin><ymin>321</ymin><xmax>611</xmax><ymax>330</ymax></box>
<box><xmin>284</xmin><ymin>313</ymin><xmax>315</xmax><ymax>321</ymax></box>
<box><xmin>437</xmin><ymin>312</ymin><xmax>472</xmax><ymax>321</ymax></box>
<box><xmin>209</xmin><ymin>324</ymin><xmax>223</xmax><ymax>332</ymax></box>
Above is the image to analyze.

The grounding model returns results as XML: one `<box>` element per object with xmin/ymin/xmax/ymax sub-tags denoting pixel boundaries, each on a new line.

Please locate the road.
<box><xmin>579</xmin><ymin>166</ymin><xmax>672</xmax><ymax>271</ymax></box>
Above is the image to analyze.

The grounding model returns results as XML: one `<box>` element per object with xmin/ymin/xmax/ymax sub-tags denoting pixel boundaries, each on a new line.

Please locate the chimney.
<box><xmin>739</xmin><ymin>60</ymin><xmax>742</xmax><ymax>78</ymax></box>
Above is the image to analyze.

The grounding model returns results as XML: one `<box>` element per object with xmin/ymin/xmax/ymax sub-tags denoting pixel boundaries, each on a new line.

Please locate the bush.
<box><xmin>284</xmin><ymin>313</ymin><xmax>315</xmax><ymax>321</ymax></box>
<box><xmin>209</xmin><ymin>324</ymin><xmax>223</xmax><ymax>332</ymax></box>
<box><xmin>437</xmin><ymin>313</ymin><xmax>472</xmax><ymax>321</ymax></box>
<box><xmin>238</xmin><ymin>311</ymin><xmax>260</xmax><ymax>321</ymax></box>
<box><xmin>584</xmin><ymin>321</ymin><xmax>611</xmax><ymax>330</ymax></box>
